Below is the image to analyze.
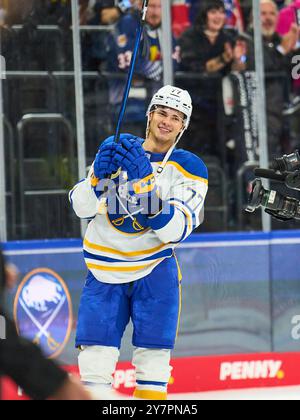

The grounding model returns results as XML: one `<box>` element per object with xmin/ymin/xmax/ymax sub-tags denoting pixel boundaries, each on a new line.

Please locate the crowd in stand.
<box><xmin>1</xmin><ymin>0</ymin><xmax>300</xmax><ymax>234</ymax></box>
<box><xmin>2</xmin><ymin>0</ymin><xmax>300</xmax><ymax>158</ymax></box>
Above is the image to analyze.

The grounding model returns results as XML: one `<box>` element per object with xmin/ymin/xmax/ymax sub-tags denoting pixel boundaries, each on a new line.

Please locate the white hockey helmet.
<box><xmin>147</xmin><ymin>85</ymin><xmax>193</xmax><ymax>129</ymax></box>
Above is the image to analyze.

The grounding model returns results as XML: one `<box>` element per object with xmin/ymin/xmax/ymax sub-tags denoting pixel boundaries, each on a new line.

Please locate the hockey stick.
<box><xmin>98</xmin><ymin>0</ymin><xmax>149</xmax><ymax>213</ymax></box>
<box><xmin>114</xmin><ymin>0</ymin><xmax>149</xmax><ymax>143</ymax></box>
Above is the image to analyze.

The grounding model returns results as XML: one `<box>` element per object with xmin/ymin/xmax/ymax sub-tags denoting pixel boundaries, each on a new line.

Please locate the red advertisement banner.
<box><xmin>3</xmin><ymin>352</ymin><xmax>300</xmax><ymax>400</ymax></box>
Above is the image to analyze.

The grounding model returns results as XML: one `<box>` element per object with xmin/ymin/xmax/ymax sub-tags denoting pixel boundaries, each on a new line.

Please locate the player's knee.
<box><xmin>132</xmin><ymin>347</ymin><xmax>172</xmax><ymax>383</ymax></box>
<box><xmin>78</xmin><ymin>345</ymin><xmax>120</xmax><ymax>386</ymax></box>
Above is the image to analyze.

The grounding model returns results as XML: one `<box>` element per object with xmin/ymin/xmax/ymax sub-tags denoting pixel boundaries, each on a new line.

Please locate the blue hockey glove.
<box><xmin>93</xmin><ymin>134</ymin><xmax>142</xmax><ymax>182</ymax></box>
<box><xmin>93</xmin><ymin>142</ymin><xmax>120</xmax><ymax>181</ymax></box>
<box><xmin>114</xmin><ymin>137</ymin><xmax>163</xmax><ymax>216</ymax></box>
<box><xmin>114</xmin><ymin>137</ymin><xmax>156</xmax><ymax>196</ymax></box>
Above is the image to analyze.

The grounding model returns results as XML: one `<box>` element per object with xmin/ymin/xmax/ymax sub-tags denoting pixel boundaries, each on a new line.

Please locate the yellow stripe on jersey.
<box><xmin>176</xmin><ymin>280</ymin><xmax>182</xmax><ymax>339</ymax></box>
<box><xmin>171</xmin><ymin>203</ymin><xmax>192</xmax><ymax>232</ymax></box>
<box><xmin>86</xmin><ymin>259</ymin><xmax>161</xmax><ymax>272</ymax></box>
<box><xmin>84</xmin><ymin>238</ymin><xmax>168</xmax><ymax>257</ymax></box>
<box><xmin>174</xmin><ymin>253</ymin><xmax>182</xmax><ymax>340</ymax></box>
<box><xmin>133</xmin><ymin>389</ymin><xmax>167</xmax><ymax>400</ymax></box>
<box><xmin>156</xmin><ymin>161</ymin><xmax>208</xmax><ymax>184</ymax></box>
<box><xmin>174</xmin><ymin>253</ymin><xmax>183</xmax><ymax>282</ymax></box>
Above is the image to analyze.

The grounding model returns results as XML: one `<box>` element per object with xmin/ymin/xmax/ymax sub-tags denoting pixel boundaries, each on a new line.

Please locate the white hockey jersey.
<box><xmin>69</xmin><ymin>147</ymin><xmax>208</xmax><ymax>284</ymax></box>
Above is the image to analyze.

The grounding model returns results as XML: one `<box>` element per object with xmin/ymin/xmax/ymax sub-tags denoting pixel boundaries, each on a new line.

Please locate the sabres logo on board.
<box><xmin>14</xmin><ymin>268</ymin><xmax>73</xmax><ymax>359</ymax></box>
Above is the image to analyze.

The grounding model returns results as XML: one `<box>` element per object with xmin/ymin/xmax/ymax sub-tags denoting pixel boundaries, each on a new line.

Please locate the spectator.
<box><xmin>276</xmin><ymin>0</ymin><xmax>300</xmax><ymax>94</ymax></box>
<box><xmin>246</xmin><ymin>0</ymin><xmax>300</xmax><ymax>157</ymax></box>
<box><xmin>80</xmin><ymin>0</ymin><xmax>96</xmax><ymax>25</ymax></box>
<box><xmin>104</xmin><ymin>0</ymin><xmax>179</xmax><ymax>135</ymax></box>
<box><xmin>83</xmin><ymin>1</ymin><xmax>134</xmax><ymax>72</ymax></box>
<box><xmin>178</xmin><ymin>0</ymin><xmax>246</xmax><ymax>159</ymax></box>
<box><xmin>188</xmin><ymin>0</ymin><xmax>245</xmax><ymax>31</ymax></box>
<box><xmin>0</xmin><ymin>0</ymin><xmax>7</xmax><ymax>27</ymax></box>
<box><xmin>0</xmin><ymin>248</ymin><xmax>91</xmax><ymax>400</ymax></box>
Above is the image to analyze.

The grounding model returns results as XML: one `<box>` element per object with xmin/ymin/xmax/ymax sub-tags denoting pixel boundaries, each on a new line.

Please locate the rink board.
<box><xmin>3</xmin><ymin>352</ymin><xmax>300</xmax><ymax>399</ymax></box>
<box><xmin>2</xmin><ymin>230</ymin><xmax>300</xmax><ymax>398</ymax></box>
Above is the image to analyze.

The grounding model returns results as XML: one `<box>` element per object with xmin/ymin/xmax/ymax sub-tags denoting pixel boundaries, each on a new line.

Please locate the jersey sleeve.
<box><xmin>147</xmin><ymin>154</ymin><xmax>208</xmax><ymax>244</ymax></box>
<box><xmin>69</xmin><ymin>167</ymin><xmax>99</xmax><ymax>219</ymax></box>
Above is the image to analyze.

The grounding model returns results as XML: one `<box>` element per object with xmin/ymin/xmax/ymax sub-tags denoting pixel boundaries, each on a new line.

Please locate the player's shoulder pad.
<box><xmin>170</xmin><ymin>149</ymin><xmax>208</xmax><ymax>181</ymax></box>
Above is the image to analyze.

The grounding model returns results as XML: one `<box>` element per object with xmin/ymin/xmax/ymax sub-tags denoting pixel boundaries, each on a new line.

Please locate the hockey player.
<box><xmin>69</xmin><ymin>85</ymin><xmax>208</xmax><ymax>400</ymax></box>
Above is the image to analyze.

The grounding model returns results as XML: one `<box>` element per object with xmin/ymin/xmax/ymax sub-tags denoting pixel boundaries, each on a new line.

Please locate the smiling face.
<box><xmin>206</xmin><ymin>7</ymin><xmax>226</xmax><ymax>32</ymax></box>
<box><xmin>260</xmin><ymin>1</ymin><xmax>278</xmax><ymax>37</ymax></box>
<box><xmin>147</xmin><ymin>106</ymin><xmax>185</xmax><ymax>152</ymax></box>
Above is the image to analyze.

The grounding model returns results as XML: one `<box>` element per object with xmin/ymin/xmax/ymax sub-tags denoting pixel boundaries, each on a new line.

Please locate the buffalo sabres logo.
<box><xmin>14</xmin><ymin>269</ymin><xmax>73</xmax><ymax>359</ymax></box>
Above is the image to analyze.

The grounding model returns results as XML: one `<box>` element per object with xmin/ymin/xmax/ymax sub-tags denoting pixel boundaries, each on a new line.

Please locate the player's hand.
<box><xmin>93</xmin><ymin>142</ymin><xmax>119</xmax><ymax>180</ymax></box>
<box><xmin>114</xmin><ymin>137</ymin><xmax>161</xmax><ymax>215</ymax></box>
<box><xmin>222</xmin><ymin>42</ymin><xmax>234</xmax><ymax>64</ymax></box>
<box><xmin>111</xmin><ymin>137</ymin><xmax>165</xmax><ymax>217</ymax></box>
<box><xmin>114</xmin><ymin>137</ymin><xmax>154</xmax><ymax>189</ymax></box>
<box><xmin>93</xmin><ymin>134</ymin><xmax>143</xmax><ymax>180</ymax></box>
<box><xmin>281</xmin><ymin>23</ymin><xmax>300</xmax><ymax>54</ymax></box>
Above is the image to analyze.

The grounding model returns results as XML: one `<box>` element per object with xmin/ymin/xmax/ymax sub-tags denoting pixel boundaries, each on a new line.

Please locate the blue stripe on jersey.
<box><xmin>136</xmin><ymin>380</ymin><xmax>168</xmax><ymax>386</ymax></box>
<box><xmin>69</xmin><ymin>179</ymin><xmax>86</xmax><ymax>205</ymax></box>
<box><xmin>169</xmin><ymin>197</ymin><xmax>195</xmax><ymax>217</ymax></box>
<box><xmin>83</xmin><ymin>248</ymin><xmax>173</xmax><ymax>264</ymax></box>
<box><xmin>169</xmin><ymin>198</ymin><xmax>197</xmax><ymax>229</ymax></box>
<box><xmin>147</xmin><ymin>204</ymin><xmax>175</xmax><ymax>231</ymax></box>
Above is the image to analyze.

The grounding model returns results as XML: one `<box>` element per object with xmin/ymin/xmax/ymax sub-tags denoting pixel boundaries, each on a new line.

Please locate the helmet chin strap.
<box><xmin>145</xmin><ymin>113</ymin><xmax>186</xmax><ymax>178</ymax></box>
<box><xmin>155</xmin><ymin>129</ymin><xmax>185</xmax><ymax>176</ymax></box>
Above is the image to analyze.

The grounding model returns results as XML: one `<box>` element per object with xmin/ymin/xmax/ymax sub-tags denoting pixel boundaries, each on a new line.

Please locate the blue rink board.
<box><xmin>2</xmin><ymin>230</ymin><xmax>300</xmax><ymax>364</ymax></box>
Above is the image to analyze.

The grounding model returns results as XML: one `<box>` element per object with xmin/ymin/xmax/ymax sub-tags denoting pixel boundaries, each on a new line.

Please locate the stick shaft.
<box><xmin>98</xmin><ymin>1</ymin><xmax>149</xmax><ymax>213</ymax></box>
<box><xmin>114</xmin><ymin>0</ymin><xmax>149</xmax><ymax>143</ymax></box>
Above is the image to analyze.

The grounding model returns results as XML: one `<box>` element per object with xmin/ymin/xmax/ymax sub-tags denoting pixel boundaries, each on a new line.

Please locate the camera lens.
<box><xmin>246</xmin><ymin>179</ymin><xmax>287</xmax><ymax>212</ymax></box>
<box><xmin>246</xmin><ymin>179</ymin><xmax>265</xmax><ymax>212</ymax></box>
<box><xmin>246</xmin><ymin>178</ymin><xmax>300</xmax><ymax>220</ymax></box>
<box><xmin>272</xmin><ymin>150</ymin><xmax>300</xmax><ymax>172</ymax></box>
